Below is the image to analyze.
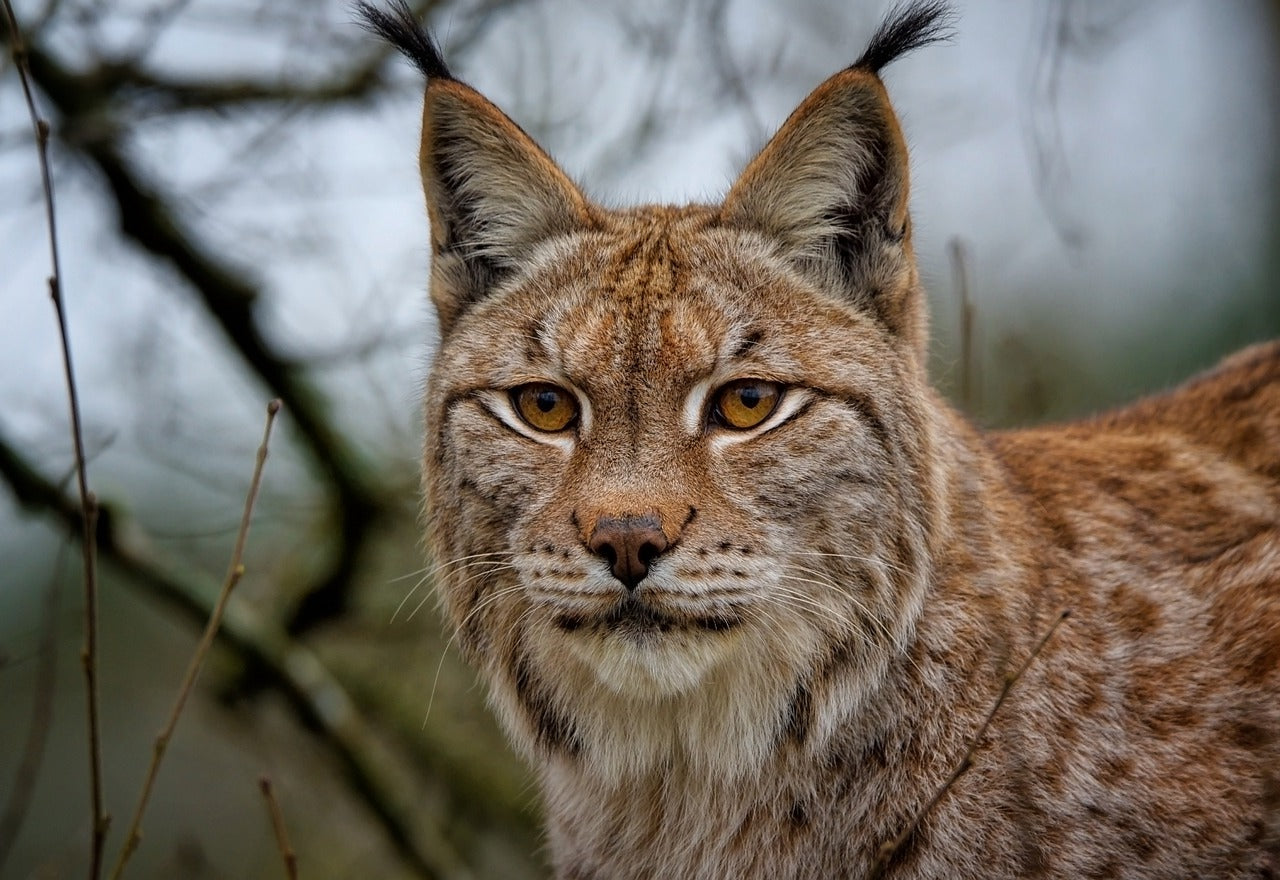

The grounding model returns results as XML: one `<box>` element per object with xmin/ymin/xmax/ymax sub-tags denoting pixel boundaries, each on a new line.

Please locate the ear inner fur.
<box><xmin>721</xmin><ymin>68</ymin><xmax>920</xmax><ymax>345</ymax></box>
<box><xmin>418</xmin><ymin>81</ymin><xmax>597</xmax><ymax>333</ymax></box>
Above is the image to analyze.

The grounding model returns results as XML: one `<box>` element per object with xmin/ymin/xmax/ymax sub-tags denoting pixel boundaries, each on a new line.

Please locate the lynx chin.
<box><xmin>359</xmin><ymin>1</ymin><xmax>1280</xmax><ymax>877</ymax></box>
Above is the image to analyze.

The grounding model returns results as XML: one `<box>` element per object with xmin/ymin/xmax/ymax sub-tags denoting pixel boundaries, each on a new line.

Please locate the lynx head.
<box><xmin>361</xmin><ymin>0</ymin><xmax>956</xmax><ymax>781</ymax></box>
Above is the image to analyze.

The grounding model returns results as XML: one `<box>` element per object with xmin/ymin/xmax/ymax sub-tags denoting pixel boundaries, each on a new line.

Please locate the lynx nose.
<box><xmin>587</xmin><ymin>515</ymin><xmax>669</xmax><ymax>591</ymax></box>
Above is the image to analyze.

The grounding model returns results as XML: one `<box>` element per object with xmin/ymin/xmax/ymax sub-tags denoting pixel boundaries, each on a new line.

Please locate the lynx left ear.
<box><xmin>722</xmin><ymin>1</ymin><xmax>952</xmax><ymax>345</ymax></box>
<box><xmin>419</xmin><ymin>81</ymin><xmax>595</xmax><ymax>331</ymax></box>
<box><xmin>357</xmin><ymin>1</ymin><xmax>595</xmax><ymax>333</ymax></box>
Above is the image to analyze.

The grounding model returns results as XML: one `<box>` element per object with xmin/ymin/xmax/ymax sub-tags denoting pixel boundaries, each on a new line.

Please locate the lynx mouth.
<box><xmin>553</xmin><ymin>596</ymin><xmax>741</xmax><ymax>635</ymax></box>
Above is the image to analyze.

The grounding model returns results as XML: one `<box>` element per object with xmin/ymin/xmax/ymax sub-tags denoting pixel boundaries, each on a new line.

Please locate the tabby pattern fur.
<box><xmin>358</xmin><ymin>1</ymin><xmax>1280</xmax><ymax>876</ymax></box>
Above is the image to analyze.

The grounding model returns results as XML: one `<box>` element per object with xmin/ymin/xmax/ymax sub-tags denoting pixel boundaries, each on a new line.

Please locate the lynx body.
<box><xmin>360</xmin><ymin>2</ymin><xmax>1280</xmax><ymax>876</ymax></box>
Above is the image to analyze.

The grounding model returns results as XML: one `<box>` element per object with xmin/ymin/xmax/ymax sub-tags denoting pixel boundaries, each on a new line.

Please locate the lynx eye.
<box><xmin>511</xmin><ymin>383</ymin><xmax>578</xmax><ymax>432</ymax></box>
<box><xmin>712</xmin><ymin>379</ymin><xmax>783</xmax><ymax>430</ymax></box>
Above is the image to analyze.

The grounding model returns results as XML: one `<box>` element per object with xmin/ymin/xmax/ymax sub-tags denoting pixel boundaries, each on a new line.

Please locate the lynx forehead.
<box><xmin>361</xmin><ymin>1</ymin><xmax>1280</xmax><ymax>877</ymax></box>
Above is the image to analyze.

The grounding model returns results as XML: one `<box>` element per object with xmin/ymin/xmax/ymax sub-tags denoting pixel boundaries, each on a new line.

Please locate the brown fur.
<box><xmin>378</xmin><ymin>5</ymin><xmax>1280</xmax><ymax>877</ymax></box>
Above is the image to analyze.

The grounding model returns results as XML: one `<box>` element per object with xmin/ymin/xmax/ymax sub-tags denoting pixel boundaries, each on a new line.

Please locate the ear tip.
<box><xmin>852</xmin><ymin>0</ymin><xmax>957</xmax><ymax>75</ymax></box>
<box><xmin>354</xmin><ymin>0</ymin><xmax>455</xmax><ymax>82</ymax></box>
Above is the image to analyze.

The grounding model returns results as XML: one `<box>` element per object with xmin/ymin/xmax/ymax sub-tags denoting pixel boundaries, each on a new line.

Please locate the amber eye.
<box><xmin>712</xmin><ymin>379</ymin><xmax>782</xmax><ymax>430</ymax></box>
<box><xmin>511</xmin><ymin>383</ymin><xmax>578</xmax><ymax>432</ymax></box>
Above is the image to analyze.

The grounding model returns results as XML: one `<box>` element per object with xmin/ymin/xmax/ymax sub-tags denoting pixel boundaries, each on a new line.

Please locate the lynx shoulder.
<box><xmin>359</xmin><ymin>1</ymin><xmax>1280</xmax><ymax>876</ymax></box>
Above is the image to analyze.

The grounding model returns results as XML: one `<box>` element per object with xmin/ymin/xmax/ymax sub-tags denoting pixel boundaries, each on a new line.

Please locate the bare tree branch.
<box><xmin>3</xmin><ymin>22</ymin><xmax>385</xmax><ymax>632</ymax></box>
<box><xmin>95</xmin><ymin>57</ymin><xmax>394</xmax><ymax>115</ymax></box>
<box><xmin>1</xmin><ymin>0</ymin><xmax>545</xmax><ymax>638</ymax></box>
<box><xmin>1</xmin><ymin>4</ymin><xmax>549</xmax><ymax>873</ymax></box>
<box><xmin>259</xmin><ymin>776</ymin><xmax>300</xmax><ymax>880</ymax></box>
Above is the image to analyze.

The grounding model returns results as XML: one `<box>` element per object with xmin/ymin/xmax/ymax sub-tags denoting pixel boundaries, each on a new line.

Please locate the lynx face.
<box><xmin>424</xmin><ymin>207</ymin><xmax>943</xmax><ymax>774</ymax></box>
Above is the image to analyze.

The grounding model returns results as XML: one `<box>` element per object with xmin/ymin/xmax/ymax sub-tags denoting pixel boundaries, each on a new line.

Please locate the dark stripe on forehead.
<box><xmin>626</xmin><ymin>255</ymin><xmax>659</xmax><ymax>440</ymax></box>
<box><xmin>660</xmin><ymin>232</ymin><xmax>697</xmax><ymax>308</ymax></box>
<box><xmin>597</xmin><ymin>234</ymin><xmax>646</xmax><ymax>297</ymax></box>
<box><xmin>522</xmin><ymin>318</ymin><xmax>551</xmax><ymax>364</ymax></box>
<box><xmin>731</xmin><ymin>329</ymin><xmax>764</xmax><ymax>360</ymax></box>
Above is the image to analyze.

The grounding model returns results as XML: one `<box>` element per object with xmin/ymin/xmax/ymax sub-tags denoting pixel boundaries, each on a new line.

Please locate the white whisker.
<box><xmin>790</xmin><ymin>549</ymin><xmax>911</xmax><ymax>577</ymax></box>
<box><xmin>422</xmin><ymin>581</ymin><xmax>529</xmax><ymax>728</ymax></box>
<box><xmin>392</xmin><ymin>552</ymin><xmax>517</xmax><ymax>623</ymax></box>
<box><xmin>407</xmin><ymin>560</ymin><xmax>517</xmax><ymax>622</ymax></box>
<box><xmin>774</xmin><ymin>568</ymin><xmax>922</xmax><ymax>677</ymax></box>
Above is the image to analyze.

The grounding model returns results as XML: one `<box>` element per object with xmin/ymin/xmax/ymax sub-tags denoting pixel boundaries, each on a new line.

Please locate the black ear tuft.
<box><xmin>355</xmin><ymin>1</ymin><xmax>454</xmax><ymax>81</ymax></box>
<box><xmin>852</xmin><ymin>0</ymin><xmax>955</xmax><ymax>75</ymax></box>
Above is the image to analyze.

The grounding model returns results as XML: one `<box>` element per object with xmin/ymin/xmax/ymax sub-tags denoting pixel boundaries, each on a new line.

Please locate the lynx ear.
<box><xmin>722</xmin><ymin>1</ymin><xmax>952</xmax><ymax>343</ymax></box>
<box><xmin>357</xmin><ymin>2</ymin><xmax>594</xmax><ymax>332</ymax></box>
<box><xmin>419</xmin><ymin>82</ymin><xmax>594</xmax><ymax>330</ymax></box>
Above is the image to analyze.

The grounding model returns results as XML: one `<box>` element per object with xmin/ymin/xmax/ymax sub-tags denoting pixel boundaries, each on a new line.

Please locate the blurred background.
<box><xmin>0</xmin><ymin>0</ymin><xmax>1277</xmax><ymax>877</ymax></box>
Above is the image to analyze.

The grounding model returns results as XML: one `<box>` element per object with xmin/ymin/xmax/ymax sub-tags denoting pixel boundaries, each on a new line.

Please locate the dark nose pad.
<box><xmin>587</xmin><ymin>515</ymin><xmax>670</xmax><ymax>591</ymax></box>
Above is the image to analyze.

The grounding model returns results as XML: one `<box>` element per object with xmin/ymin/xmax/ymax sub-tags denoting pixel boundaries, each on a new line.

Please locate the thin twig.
<box><xmin>1</xmin><ymin>2</ymin><xmax>108</xmax><ymax>876</ymax></box>
<box><xmin>869</xmin><ymin>609</ymin><xmax>1071</xmax><ymax>879</ymax></box>
<box><xmin>108</xmin><ymin>399</ymin><xmax>281</xmax><ymax>880</ymax></box>
<box><xmin>259</xmin><ymin>777</ymin><xmax>299</xmax><ymax>880</ymax></box>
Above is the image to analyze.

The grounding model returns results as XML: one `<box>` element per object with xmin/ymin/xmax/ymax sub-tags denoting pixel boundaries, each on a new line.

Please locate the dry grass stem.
<box><xmin>868</xmin><ymin>609</ymin><xmax>1071</xmax><ymax>879</ymax></box>
<box><xmin>1</xmin><ymin>2</ymin><xmax>109</xmax><ymax>875</ymax></box>
<box><xmin>259</xmin><ymin>777</ymin><xmax>299</xmax><ymax>880</ymax></box>
<box><xmin>108</xmin><ymin>399</ymin><xmax>282</xmax><ymax>880</ymax></box>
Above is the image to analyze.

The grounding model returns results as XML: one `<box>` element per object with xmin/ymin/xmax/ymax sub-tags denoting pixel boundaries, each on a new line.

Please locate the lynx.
<box><xmin>359</xmin><ymin>1</ymin><xmax>1280</xmax><ymax>877</ymax></box>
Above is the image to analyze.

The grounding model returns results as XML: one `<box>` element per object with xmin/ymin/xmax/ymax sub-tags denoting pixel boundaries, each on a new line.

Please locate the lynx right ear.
<box><xmin>721</xmin><ymin>68</ymin><xmax>912</xmax><ymax>281</ymax></box>
<box><xmin>721</xmin><ymin>1</ymin><xmax>953</xmax><ymax>346</ymax></box>
<box><xmin>357</xmin><ymin>2</ymin><xmax>595</xmax><ymax>333</ymax></box>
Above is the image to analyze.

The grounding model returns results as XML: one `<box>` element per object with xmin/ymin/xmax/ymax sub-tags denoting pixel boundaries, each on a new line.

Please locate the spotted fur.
<box><xmin>361</xmin><ymin>1</ymin><xmax>1280</xmax><ymax>876</ymax></box>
